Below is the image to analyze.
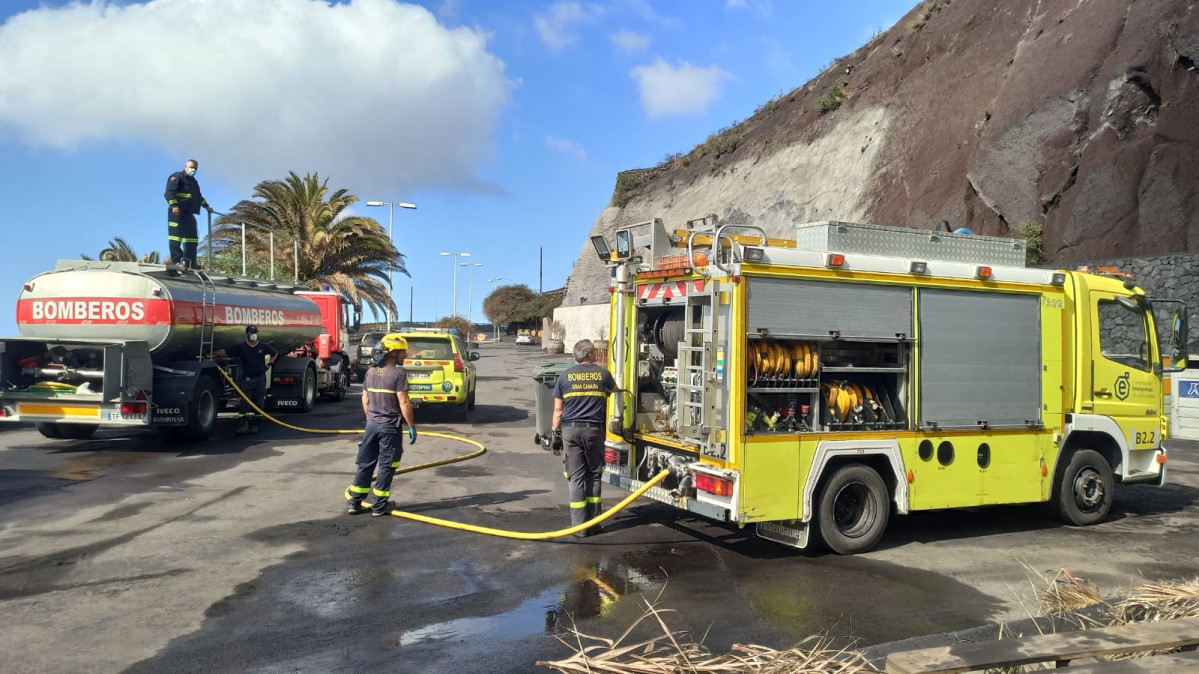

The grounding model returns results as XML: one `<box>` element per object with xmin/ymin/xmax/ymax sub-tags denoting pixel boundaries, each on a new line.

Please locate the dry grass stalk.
<box><xmin>537</xmin><ymin>596</ymin><xmax>881</xmax><ymax>673</ymax></box>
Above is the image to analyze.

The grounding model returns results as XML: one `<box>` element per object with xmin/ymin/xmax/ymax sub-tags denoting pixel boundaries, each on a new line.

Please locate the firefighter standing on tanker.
<box><xmin>164</xmin><ymin>158</ymin><xmax>214</xmax><ymax>268</ymax></box>
<box><xmin>214</xmin><ymin>326</ymin><xmax>277</xmax><ymax>435</ymax></box>
<box><xmin>551</xmin><ymin>339</ymin><xmax>619</xmax><ymax>538</ymax></box>
<box><xmin>348</xmin><ymin>335</ymin><xmax>418</xmax><ymax>517</ymax></box>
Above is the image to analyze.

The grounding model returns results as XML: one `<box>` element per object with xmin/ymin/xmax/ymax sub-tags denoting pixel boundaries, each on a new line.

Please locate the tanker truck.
<box><xmin>0</xmin><ymin>260</ymin><xmax>359</xmax><ymax>441</ymax></box>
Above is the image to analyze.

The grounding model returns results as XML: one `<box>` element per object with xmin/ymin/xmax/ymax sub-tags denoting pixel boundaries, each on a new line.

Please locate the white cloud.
<box><xmin>534</xmin><ymin>2</ymin><xmax>595</xmax><ymax>50</ymax></box>
<box><xmin>630</xmin><ymin>58</ymin><xmax>731</xmax><ymax>119</ymax></box>
<box><xmin>545</xmin><ymin>136</ymin><xmax>586</xmax><ymax>163</ymax></box>
<box><xmin>611</xmin><ymin>30</ymin><xmax>650</xmax><ymax>53</ymax></box>
<box><xmin>0</xmin><ymin>0</ymin><xmax>513</xmax><ymax>196</ymax></box>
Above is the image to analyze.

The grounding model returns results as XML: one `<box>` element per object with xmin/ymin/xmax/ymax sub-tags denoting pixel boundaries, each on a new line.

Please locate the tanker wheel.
<box><xmin>299</xmin><ymin>367</ymin><xmax>317</xmax><ymax>413</ymax></box>
<box><xmin>35</xmin><ymin>422</ymin><xmax>64</xmax><ymax>439</ymax></box>
<box><xmin>177</xmin><ymin>376</ymin><xmax>219</xmax><ymax>442</ymax></box>
<box><xmin>58</xmin><ymin>424</ymin><xmax>98</xmax><ymax>440</ymax></box>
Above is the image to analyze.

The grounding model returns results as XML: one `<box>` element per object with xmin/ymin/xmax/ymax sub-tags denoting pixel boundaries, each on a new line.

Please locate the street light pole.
<box><xmin>366</xmin><ymin>200</ymin><xmax>416</xmax><ymax>332</ymax></box>
<box><xmin>440</xmin><ymin>251</ymin><xmax>471</xmax><ymax>317</ymax></box>
<box><xmin>460</xmin><ymin>262</ymin><xmax>483</xmax><ymax>327</ymax></box>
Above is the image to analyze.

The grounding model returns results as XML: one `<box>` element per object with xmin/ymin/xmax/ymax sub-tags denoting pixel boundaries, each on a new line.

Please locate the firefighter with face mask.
<box><xmin>348</xmin><ymin>334</ymin><xmax>418</xmax><ymax>516</ymax></box>
<box><xmin>215</xmin><ymin>325</ymin><xmax>278</xmax><ymax>435</ymax></box>
<box><xmin>164</xmin><ymin>158</ymin><xmax>214</xmax><ymax>268</ymax></box>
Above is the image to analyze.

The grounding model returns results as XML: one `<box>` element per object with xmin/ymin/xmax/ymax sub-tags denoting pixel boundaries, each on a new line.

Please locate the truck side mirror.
<box><xmin>469</xmin><ymin>351</ymin><xmax>481</xmax><ymax>361</ymax></box>
<box><xmin>1171</xmin><ymin>308</ymin><xmax>1188</xmax><ymax>371</ymax></box>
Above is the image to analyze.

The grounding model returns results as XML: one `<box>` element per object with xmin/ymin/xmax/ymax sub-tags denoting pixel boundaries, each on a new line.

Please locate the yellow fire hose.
<box><xmin>217</xmin><ymin>367</ymin><xmax>669</xmax><ymax>540</ymax></box>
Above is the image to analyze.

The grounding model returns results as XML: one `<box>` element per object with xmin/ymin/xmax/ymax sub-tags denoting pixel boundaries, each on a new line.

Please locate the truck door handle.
<box><xmin>1095</xmin><ymin>389</ymin><xmax>1112</xmax><ymax>398</ymax></box>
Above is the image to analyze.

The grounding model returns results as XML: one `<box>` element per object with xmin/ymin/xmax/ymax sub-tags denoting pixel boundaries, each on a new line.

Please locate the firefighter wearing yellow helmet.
<box><xmin>347</xmin><ymin>333</ymin><xmax>418</xmax><ymax>516</ymax></box>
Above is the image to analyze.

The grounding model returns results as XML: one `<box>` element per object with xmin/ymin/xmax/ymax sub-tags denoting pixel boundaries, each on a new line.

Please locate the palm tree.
<box><xmin>81</xmin><ymin>238</ymin><xmax>162</xmax><ymax>263</ymax></box>
<box><xmin>212</xmin><ymin>172</ymin><xmax>403</xmax><ymax>318</ymax></box>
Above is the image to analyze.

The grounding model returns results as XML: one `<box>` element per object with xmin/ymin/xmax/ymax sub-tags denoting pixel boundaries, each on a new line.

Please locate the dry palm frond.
<box><xmin>537</xmin><ymin>595</ymin><xmax>881</xmax><ymax>673</ymax></box>
<box><xmin>1036</xmin><ymin>568</ymin><xmax>1104</xmax><ymax>617</ymax></box>
<box><xmin>1108</xmin><ymin>577</ymin><xmax>1199</xmax><ymax>625</ymax></box>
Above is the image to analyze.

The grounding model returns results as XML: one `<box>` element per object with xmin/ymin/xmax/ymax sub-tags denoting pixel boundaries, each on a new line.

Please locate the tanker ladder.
<box><xmin>196</xmin><ymin>269</ymin><xmax>218</xmax><ymax>360</ymax></box>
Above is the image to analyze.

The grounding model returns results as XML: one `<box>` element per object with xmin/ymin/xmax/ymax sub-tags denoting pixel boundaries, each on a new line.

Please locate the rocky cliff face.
<box><xmin>566</xmin><ymin>0</ymin><xmax>1199</xmax><ymax>306</ymax></box>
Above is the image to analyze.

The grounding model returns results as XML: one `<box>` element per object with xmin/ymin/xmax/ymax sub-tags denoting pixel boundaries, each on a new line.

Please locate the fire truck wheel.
<box><xmin>329</xmin><ymin>371</ymin><xmax>348</xmax><ymax>402</ymax></box>
<box><xmin>1055</xmin><ymin>449</ymin><xmax>1114</xmax><ymax>526</ymax></box>
<box><xmin>299</xmin><ymin>366</ymin><xmax>317</xmax><ymax>413</ymax></box>
<box><xmin>177</xmin><ymin>376</ymin><xmax>219</xmax><ymax>442</ymax></box>
<box><xmin>817</xmin><ymin>464</ymin><xmax>890</xmax><ymax>555</ymax></box>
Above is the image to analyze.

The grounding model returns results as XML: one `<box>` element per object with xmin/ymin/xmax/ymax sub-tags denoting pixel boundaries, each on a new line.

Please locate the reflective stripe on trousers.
<box><xmin>562</xmin><ymin>425</ymin><xmax>604</xmax><ymax>527</ymax></box>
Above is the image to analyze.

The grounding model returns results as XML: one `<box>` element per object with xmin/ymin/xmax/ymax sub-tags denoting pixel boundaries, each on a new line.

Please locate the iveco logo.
<box><xmin>276</xmin><ymin>399</ymin><xmax>300</xmax><ymax>407</ymax></box>
<box><xmin>1115</xmin><ymin>372</ymin><xmax>1131</xmax><ymax>401</ymax></box>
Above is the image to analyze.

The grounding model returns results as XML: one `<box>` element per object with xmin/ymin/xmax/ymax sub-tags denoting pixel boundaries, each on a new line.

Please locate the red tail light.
<box><xmin>277</xmin><ymin>376</ymin><xmax>295</xmax><ymax>385</ymax></box>
<box><xmin>0</xmin><ymin>408</ymin><xmax>7</xmax><ymax>418</ymax></box>
<box><xmin>121</xmin><ymin>402</ymin><xmax>146</xmax><ymax>415</ymax></box>
<box><xmin>453</xmin><ymin>354</ymin><xmax>465</xmax><ymax>372</ymax></box>
<box><xmin>695</xmin><ymin>473</ymin><xmax>734</xmax><ymax>496</ymax></box>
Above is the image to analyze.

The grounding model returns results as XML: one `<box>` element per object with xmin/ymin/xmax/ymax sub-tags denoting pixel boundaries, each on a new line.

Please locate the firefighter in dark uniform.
<box><xmin>164</xmin><ymin>158</ymin><xmax>214</xmax><ymax>268</ymax></box>
<box><xmin>348</xmin><ymin>334</ymin><xmax>418</xmax><ymax>517</ymax></box>
<box><xmin>215</xmin><ymin>325</ymin><xmax>278</xmax><ymax>435</ymax></box>
<box><xmin>551</xmin><ymin>339</ymin><xmax>619</xmax><ymax>538</ymax></box>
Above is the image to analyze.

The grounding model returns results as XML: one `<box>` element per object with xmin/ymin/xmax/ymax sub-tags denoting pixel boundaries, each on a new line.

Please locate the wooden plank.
<box><xmin>1058</xmin><ymin>649</ymin><xmax>1199</xmax><ymax>673</ymax></box>
<box><xmin>884</xmin><ymin>617</ymin><xmax>1199</xmax><ymax>673</ymax></box>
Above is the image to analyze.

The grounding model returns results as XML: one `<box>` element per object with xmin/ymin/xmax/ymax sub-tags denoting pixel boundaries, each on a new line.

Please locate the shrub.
<box><xmin>1018</xmin><ymin>221</ymin><xmax>1044</xmax><ymax>265</ymax></box>
<box><xmin>818</xmin><ymin>82</ymin><xmax>846</xmax><ymax>114</ymax></box>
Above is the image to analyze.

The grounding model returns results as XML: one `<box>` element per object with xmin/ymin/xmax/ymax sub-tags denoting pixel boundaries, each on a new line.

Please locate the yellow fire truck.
<box><xmin>589</xmin><ymin>218</ymin><xmax>1188</xmax><ymax>554</ymax></box>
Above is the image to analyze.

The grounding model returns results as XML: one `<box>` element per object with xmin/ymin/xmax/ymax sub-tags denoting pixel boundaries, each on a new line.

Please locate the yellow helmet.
<box><xmin>379</xmin><ymin>334</ymin><xmax>408</xmax><ymax>352</ymax></box>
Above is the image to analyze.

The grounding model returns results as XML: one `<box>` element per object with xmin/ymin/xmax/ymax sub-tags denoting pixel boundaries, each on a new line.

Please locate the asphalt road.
<box><xmin>2</xmin><ymin>342</ymin><xmax>1198</xmax><ymax>673</ymax></box>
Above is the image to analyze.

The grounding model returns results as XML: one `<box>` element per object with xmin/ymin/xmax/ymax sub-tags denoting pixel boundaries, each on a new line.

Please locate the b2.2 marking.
<box><xmin>1135</xmin><ymin>430</ymin><xmax>1156</xmax><ymax>446</ymax></box>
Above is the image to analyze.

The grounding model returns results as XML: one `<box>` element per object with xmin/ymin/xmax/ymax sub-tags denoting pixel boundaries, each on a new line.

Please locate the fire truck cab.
<box><xmin>592</xmin><ymin>217</ymin><xmax>1188</xmax><ymax>554</ymax></box>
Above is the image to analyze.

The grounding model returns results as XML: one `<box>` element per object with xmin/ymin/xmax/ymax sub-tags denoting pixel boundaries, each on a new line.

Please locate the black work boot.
<box><xmin>235</xmin><ymin>418</ymin><xmax>251</xmax><ymax>435</ymax></box>
<box><xmin>371</xmin><ymin>500</ymin><xmax>397</xmax><ymax>517</ymax></box>
<box><xmin>250</xmin><ymin>419</ymin><xmax>260</xmax><ymax>434</ymax></box>
<box><xmin>347</xmin><ymin>500</ymin><xmax>365</xmax><ymax>515</ymax></box>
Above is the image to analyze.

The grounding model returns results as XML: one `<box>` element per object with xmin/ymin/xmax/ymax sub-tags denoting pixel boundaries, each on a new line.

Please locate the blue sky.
<box><xmin>0</xmin><ymin>0</ymin><xmax>906</xmax><ymax>333</ymax></box>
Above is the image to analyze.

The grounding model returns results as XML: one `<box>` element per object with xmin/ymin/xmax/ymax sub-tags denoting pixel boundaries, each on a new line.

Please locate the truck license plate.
<box><xmin>408</xmin><ymin>372</ymin><xmax>431</xmax><ymax>380</ymax></box>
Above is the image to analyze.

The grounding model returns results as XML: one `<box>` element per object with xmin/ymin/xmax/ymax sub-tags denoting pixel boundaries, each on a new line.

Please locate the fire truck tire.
<box><xmin>1054</xmin><ymin>449</ymin><xmax>1114</xmax><ymax>526</ymax></box>
<box><xmin>299</xmin><ymin>366</ymin><xmax>317</xmax><ymax>413</ymax></box>
<box><xmin>175</xmin><ymin>376</ymin><xmax>219</xmax><ymax>442</ymax></box>
<box><xmin>817</xmin><ymin>464</ymin><xmax>890</xmax><ymax>554</ymax></box>
<box><xmin>329</xmin><ymin>371</ymin><xmax>349</xmax><ymax>402</ymax></box>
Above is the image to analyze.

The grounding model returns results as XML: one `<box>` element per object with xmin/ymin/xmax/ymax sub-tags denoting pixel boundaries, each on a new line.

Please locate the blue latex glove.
<box><xmin>408</xmin><ymin>426</ymin><xmax>417</xmax><ymax>444</ymax></box>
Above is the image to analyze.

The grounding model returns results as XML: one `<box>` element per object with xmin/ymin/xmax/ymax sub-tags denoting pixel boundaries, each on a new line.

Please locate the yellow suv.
<box><xmin>395</xmin><ymin>329</ymin><xmax>480</xmax><ymax>421</ymax></box>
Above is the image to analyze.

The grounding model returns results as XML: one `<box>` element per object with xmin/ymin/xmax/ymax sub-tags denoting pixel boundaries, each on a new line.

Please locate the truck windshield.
<box><xmin>361</xmin><ymin>333</ymin><xmax>383</xmax><ymax>348</ymax></box>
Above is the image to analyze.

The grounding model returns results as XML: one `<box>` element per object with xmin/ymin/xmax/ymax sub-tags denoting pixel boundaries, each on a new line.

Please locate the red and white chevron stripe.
<box><xmin>636</xmin><ymin>279</ymin><xmax>705</xmax><ymax>300</ymax></box>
